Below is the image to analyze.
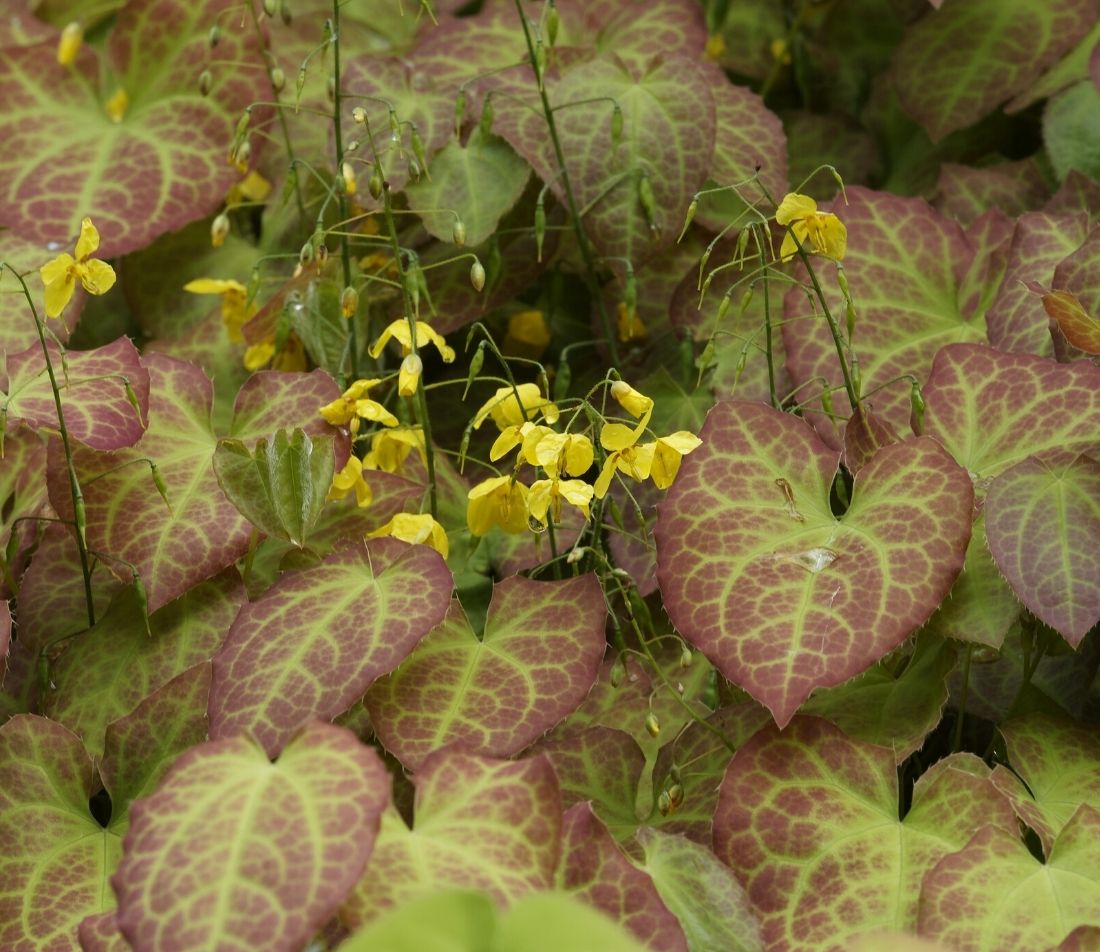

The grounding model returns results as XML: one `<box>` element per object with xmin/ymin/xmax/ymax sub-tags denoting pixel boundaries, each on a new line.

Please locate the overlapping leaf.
<box><xmin>1040</xmin><ymin>289</ymin><xmax>1100</xmax><ymax>354</ymax></box>
<box><xmin>921</xmin><ymin>343</ymin><xmax>1100</xmax><ymax>479</ymax></box>
<box><xmin>0</xmin><ymin>228</ymin><xmax>73</xmax><ymax>361</ymax></box>
<box><xmin>0</xmin><ymin>715</ymin><xmax>121</xmax><ymax>950</ymax></box>
<box><xmin>655</xmin><ymin>402</ymin><xmax>972</xmax><ymax>725</ymax></box>
<box><xmin>933</xmin><ymin>160</ymin><xmax>1049</xmax><ymax>227</ymax></box>
<box><xmin>889</xmin><ymin>0</ymin><xmax>1097</xmax><ymax>141</ymax></box>
<box><xmin>917</xmin><ymin>807</ymin><xmax>1100</xmax><ymax>951</ymax></box>
<box><xmin>341</xmin><ymin>751</ymin><xmax>561</xmax><ymax>926</ymax></box>
<box><xmin>0</xmin><ymin>0</ymin><xmax>267</xmax><ymax>254</ymax></box>
<box><xmin>367</xmin><ymin>574</ymin><xmax>605</xmax><ymax>770</ymax></box>
<box><xmin>556</xmin><ymin>0</ymin><xmax>707</xmax><ymax>69</ymax></box>
<box><xmin>0</xmin><ymin>424</ymin><xmax>49</xmax><ymax>598</ymax></box>
<box><xmin>2</xmin><ymin>337</ymin><xmax>148</xmax><ymax>449</ymax></box>
<box><xmin>713</xmin><ymin>718</ymin><xmax>1017</xmax><ymax>949</ymax></box>
<box><xmin>210</xmin><ymin>538</ymin><xmax>452</xmax><ymax>756</ymax></box>
<box><xmin>113</xmin><ymin>721</ymin><xmax>390</xmax><ymax>952</ymax></box>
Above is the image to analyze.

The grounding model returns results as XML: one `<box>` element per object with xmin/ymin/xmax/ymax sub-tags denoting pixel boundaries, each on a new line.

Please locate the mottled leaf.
<box><xmin>557</xmin><ymin>0</ymin><xmax>707</xmax><ymax>68</ymax></box>
<box><xmin>0</xmin><ymin>715</ymin><xmax>121</xmax><ymax>951</ymax></box>
<box><xmin>0</xmin><ymin>424</ymin><xmax>47</xmax><ymax>596</ymax></box>
<box><xmin>934</xmin><ymin>160</ymin><xmax>1049</xmax><ymax>227</ymax></box>
<box><xmin>78</xmin><ymin>911</ymin><xmax>129</xmax><ymax>952</ymax></box>
<box><xmin>113</xmin><ymin>721</ymin><xmax>389</xmax><ymax>952</ymax></box>
<box><xmin>889</xmin><ymin>0</ymin><xmax>1097</xmax><ymax>141</ymax></box>
<box><xmin>1039</xmin><ymin>288</ymin><xmax>1100</xmax><ymax>354</ymax></box>
<box><xmin>227</xmin><ymin>369</ymin><xmax>344</xmax><ymax>446</ymax></box>
<box><xmin>341</xmin><ymin>751</ymin><xmax>561</xmax><ymax>926</ymax></box>
<box><xmin>917</xmin><ymin>807</ymin><xmax>1100</xmax><ymax>951</ymax></box>
<box><xmin>656</xmin><ymin>402</ymin><xmax>973</xmax><ymax>726</ymax></box>
<box><xmin>714</xmin><ymin>718</ymin><xmax>1017</xmax><ymax>949</ymax></box>
<box><xmin>210</xmin><ymin>538</ymin><xmax>452</xmax><ymax>756</ymax></box>
<box><xmin>0</xmin><ymin>229</ymin><xmax>76</xmax><ymax>361</ymax></box>
<box><xmin>921</xmin><ymin>343</ymin><xmax>1100</xmax><ymax>480</ymax></box>
<box><xmin>2</xmin><ymin>337</ymin><xmax>148</xmax><ymax>450</ymax></box>
<box><xmin>1045</xmin><ymin>80</ymin><xmax>1100</xmax><ymax>183</ymax></box>
<box><xmin>367</xmin><ymin>574</ymin><xmax>605</xmax><ymax>770</ymax></box>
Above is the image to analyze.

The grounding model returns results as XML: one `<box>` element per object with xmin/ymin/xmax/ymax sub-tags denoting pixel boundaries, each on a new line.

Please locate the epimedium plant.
<box><xmin>1</xmin><ymin>0</ymin><xmax>1099</xmax><ymax>950</ymax></box>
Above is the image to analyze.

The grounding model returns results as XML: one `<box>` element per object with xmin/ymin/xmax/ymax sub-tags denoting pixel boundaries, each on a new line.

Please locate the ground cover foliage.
<box><xmin>1</xmin><ymin>0</ymin><xmax>1099</xmax><ymax>948</ymax></box>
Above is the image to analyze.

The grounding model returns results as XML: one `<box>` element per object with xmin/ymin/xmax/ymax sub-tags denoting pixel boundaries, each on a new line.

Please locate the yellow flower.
<box><xmin>369</xmin><ymin>320</ymin><xmax>456</xmax><ymax>363</ymax></box>
<box><xmin>528</xmin><ymin>477</ymin><xmax>594</xmax><ymax>527</ymax></box>
<box><xmin>776</xmin><ymin>192</ymin><xmax>846</xmax><ymax>262</ymax></box>
<box><xmin>57</xmin><ymin>22</ymin><xmax>82</xmax><ymax>66</ymax></box>
<box><xmin>531</xmin><ymin>431</ymin><xmax>594</xmax><ymax>478</ymax></box>
<box><xmin>593</xmin><ymin>422</ymin><xmax>655</xmax><ymax>499</ymax></box>
<box><xmin>368</xmin><ymin>513</ymin><xmax>449</xmax><ymax>559</ymax></box>
<box><xmin>104</xmin><ymin>88</ymin><xmax>128</xmax><ymax>123</ymax></box>
<box><xmin>363</xmin><ymin>427</ymin><xmax>425</xmax><ymax>474</ymax></box>
<box><xmin>226</xmin><ymin>169</ymin><xmax>272</xmax><ymax>207</ymax></box>
<box><xmin>616</xmin><ymin>302</ymin><xmax>647</xmax><ymax>342</ymax></box>
<box><xmin>648</xmin><ymin>432</ymin><xmax>703</xmax><ymax>490</ymax></box>
<box><xmin>467</xmin><ymin>475</ymin><xmax>530</xmax><ymax>536</ymax></box>
<box><xmin>183</xmin><ymin>277</ymin><xmax>254</xmax><ymax>342</ymax></box>
<box><xmin>504</xmin><ymin>309</ymin><xmax>551</xmax><ymax>357</ymax></box>
<box><xmin>341</xmin><ymin>162</ymin><xmax>357</xmax><ymax>195</ymax></box>
<box><xmin>398</xmin><ymin>353</ymin><xmax>422</xmax><ymax>396</ymax></box>
<box><xmin>472</xmin><ymin>383</ymin><xmax>560</xmax><ymax>431</ymax></box>
<box><xmin>770</xmin><ymin>38</ymin><xmax>791</xmax><ymax>65</ymax></box>
<box><xmin>319</xmin><ymin>378</ymin><xmax>398</xmax><ymax>433</ymax></box>
<box><xmin>328</xmin><ymin>456</ymin><xmax>372</xmax><ymax>508</ymax></box>
<box><xmin>704</xmin><ymin>33</ymin><xmax>726</xmax><ymax>62</ymax></box>
<box><xmin>39</xmin><ymin>217</ymin><xmax>116</xmax><ymax>318</ymax></box>
<box><xmin>243</xmin><ymin>335</ymin><xmax>307</xmax><ymax>372</ymax></box>
<box><xmin>610</xmin><ymin>380</ymin><xmax>653</xmax><ymax>419</ymax></box>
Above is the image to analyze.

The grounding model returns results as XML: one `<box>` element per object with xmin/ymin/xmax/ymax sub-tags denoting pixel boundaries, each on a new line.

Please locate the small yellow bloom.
<box><xmin>242</xmin><ymin>335</ymin><xmax>307</xmax><ymax>372</ymax></box>
<box><xmin>472</xmin><ymin>383</ymin><xmax>560</xmax><ymax>431</ymax></box>
<box><xmin>368</xmin><ymin>513</ymin><xmax>449</xmax><ymax>559</ymax></box>
<box><xmin>467</xmin><ymin>475</ymin><xmax>530</xmax><ymax>536</ymax></box>
<box><xmin>504</xmin><ymin>309</ymin><xmax>551</xmax><ymax>357</ymax></box>
<box><xmin>328</xmin><ymin>456</ymin><xmax>372</xmax><ymax>508</ymax></box>
<box><xmin>593</xmin><ymin>422</ymin><xmax>654</xmax><ymax>499</ymax></box>
<box><xmin>616</xmin><ymin>302</ymin><xmax>647</xmax><ymax>342</ymax></box>
<box><xmin>369</xmin><ymin>320</ymin><xmax>455</xmax><ymax>364</ymax></box>
<box><xmin>528</xmin><ymin>477</ymin><xmax>594</xmax><ymax>527</ymax></box>
<box><xmin>398</xmin><ymin>353</ymin><xmax>422</xmax><ymax>396</ymax></box>
<box><xmin>319</xmin><ymin>378</ymin><xmax>398</xmax><ymax>432</ymax></box>
<box><xmin>704</xmin><ymin>33</ymin><xmax>726</xmax><ymax>62</ymax></box>
<box><xmin>39</xmin><ymin>217</ymin><xmax>116</xmax><ymax>318</ymax></box>
<box><xmin>211</xmin><ymin>213</ymin><xmax>230</xmax><ymax>248</ymax></box>
<box><xmin>183</xmin><ymin>277</ymin><xmax>254</xmax><ymax>342</ymax></box>
<box><xmin>610</xmin><ymin>380</ymin><xmax>653</xmax><ymax>419</ymax></box>
<box><xmin>226</xmin><ymin>169</ymin><xmax>272</xmax><ymax>207</ymax></box>
<box><xmin>363</xmin><ymin>427</ymin><xmax>425</xmax><ymax>474</ymax></box>
<box><xmin>532</xmin><ymin>431</ymin><xmax>595</xmax><ymax>478</ymax></box>
<box><xmin>57</xmin><ymin>22</ymin><xmax>82</xmax><ymax>66</ymax></box>
<box><xmin>104</xmin><ymin>88</ymin><xmax>128</xmax><ymax>123</ymax></box>
<box><xmin>770</xmin><ymin>38</ymin><xmax>791</xmax><ymax>65</ymax></box>
<box><xmin>648</xmin><ymin>432</ymin><xmax>703</xmax><ymax>490</ymax></box>
<box><xmin>490</xmin><ymin>421</ymin><xmax>547</xmax><ymax>463</ymax></box>
<box><xmin>341</xmin><ymin>162</ymin><xmax>357</xmax><ymax>195</ymax></box>
<box><xmin>776</xmin><ymin>192</ymin><xmax>846</xmax><ymax>262</ymax></box>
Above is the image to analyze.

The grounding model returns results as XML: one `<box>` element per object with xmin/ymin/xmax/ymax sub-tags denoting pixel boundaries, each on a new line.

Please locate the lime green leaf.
<box><xmin>714</xmin><ymin>718</ymin><xmax>1017</xmax><ymax>947</ymax></box>
<box><xmin>338</xmin><ymin>890</ymin><xmax>497</xmax><ymax>952</ymax></box>
<box><xmin>496</xmin><ymin>891</ymin><xmax>650</xmax><ymax>952</ymax></box>
<box><xmin>1045</xmin><ymin>81</ymin><xmax>1100</xmax><ymax>182</ymax></box>
<box><xmin>889</xmin><ymin>0</ymin><xmax>1097</xmax><ymax>142</ymax></box>
<box><xmin>43</xmin><ymin>572</ymin><xmax>243</xmax><ymax>757</ymax></box>
<box><xmin>366</xmin><ymin>575</ymin><xmax>606</xmax><ymax>770</ymax></box>
<box><xmin>656</xmin><ymin>402</ymin><xmax>973</xmax><ymax>725</ymax></box>
<box><xmin>917</xmin><ymin>807</ymin><xmax>1100</xmax><ymax>950</ymax></box>
<box><xmin>213</xmin><ymin>428</ymin><xmax>334</xmax><ymax>547</ymax></box>
<box><xmin>0</xmin><ymin>715</ymin><xmax>121</xmax><ymax>950</ymax></box>
<box><xmin>113</xmin><ymin>721</ymin><xmax>390</xmax><ymax>952</ymax></box>
<box><xmin>636</xmin><ymin>828</ymin><xmax>764</xmax><ymax>952</ymax></box>
<box><xmin>342</xmin><ymin>751</ymin><xmax>561</xmax><ymax>926</ymax></box>
<box><xmin>0</xmin><ymin>0</ymin><xmax>268</xmax><ymax>254</ymax></box>
<box><xmin>210</xmin><ymin>538</ymin><xmax>452</xmax><ymax>756</ymax></box>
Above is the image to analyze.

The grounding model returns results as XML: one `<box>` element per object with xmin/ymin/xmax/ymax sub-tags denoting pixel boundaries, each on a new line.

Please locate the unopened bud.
<box><xmin>463</xmin><ymin>341</ymin><xmax>487</xmax><ymax>397</ymax></box>
<box><xmin>234</xmin><ymin>139</ymin><xmax>251</xmax><ymax>170</ymax></box>
<box><xmin>270</xmin><ymin>67</ymin><xmax>285</xmax><ymax>93</ymax></box>
<box><xmin>57</xmin><ymin>21</ymin><xmax>83</xmax><ymax>66</ymax></box>
<box><xmin>637</xmin><ymin>174</ymin><xmax>657</xmax><ymax>232</ymax></box>
<box><xmin>210</xmin><ymin>212</ymin><xmax>229</xmax><ymax>248</ymax></box>
<box><xmin>388</xmin><ymin>109</ymin><xmax>401</xmax><ymax>142</ymax></box>
<box><xmin>657</xmin><ymin>790</ymin><xmax>672</xmax><ymax>815</ymax></box>
<box><xmin>545</xmin><ymin>2</ymin><xmax>560</xmax><ymax>46</ymax></box>
<box><xmin>208</xmin><ymin>25</ymin><xmax>221</xmax><ymax>47</ymax></box>
<box><xmin>368</xmin><ymin>168</ymin><xmax>383</xmax><ymax>200</ymax></box>
<box><xmin>352</xmin><ymin>106</ymin><xmax>367</xmax><ymax>124</ymax></box>
<box><xmin>910</xmin><ymin>381</ymin><xmax>925</xmax><ymax>434</ymax></box>
<box><xmin>341</xmin><ymin>161</ymin><xmax>357</xmax><ymax>195</ymax></box>
<box><xmin>262</xmin><ymin>0</ymin><xmax>277</xmax><ymax>15</ymax></box>
<box><xmin>198</xmin><ymin>69</ymin><xmax>213</xmax><ymax>96</ymax></box>
<box><xmin>644</xmin><ymin>711</ymin><xmax>660</xmax><ymax>738</ymax></box>
<box><xmin>457</xmin><ymin>427</ymin><xmax>472</xmax><ymax>472</ymax></box>
<box><xmin>407</xmin><ymin>155</ymin><xmax>422</xmax><ymax>182</ymax></box>
<box><xmin>821</xmin><ymin>386</ymin><xmax>834</xmax><ymax>418</ymax></box>
<box><xmin>299</xmin><ymin>240</ymin><xmax>314</xmax><ymax>267</ymax></box>
<box><xmin>679</xmin><ymin>645</ymin><xmax>693</xmax><ymax>668</ymax></box>
<box><xmin>279</xmin><ymin>0</ymin><xmax>292</xmax><ymax>25</ymax></box>
<box><xmin>452</xmin><ymin>219</ymin><xmax>466</xmax><ymax>246</ymax></box>
<box><xmin>233</xmin><ymin>108</ymin><xmax>251</xmax><ymax>142</ymax></box>
<box><xmin>534</xmin><ymin>198</ymin><xmax>546</xmax><ymax>262</ymax></box>
<box><xmin>470</xmin><ymin>259</ymin><xmax>486</xmax><ymax>292</ymax></box>
<box><xmin>609</xmin><ymin>655</ymin><xmax>626</xmax><ymax>687</ymax></box>
<box><xmin>345</xmin><ymin>138</ymin><xmax>359</xmax><ymax>152</ymax></box>
<box><xmin>677</xmin><ymin>197</ymin><xmax>697</xmax><ymax>242</ymax></box>
<box><xmin>667</xmin><ymin>782</ymin><xmax>684</xmax><ymax>809</ymax></box>
<box><xmin>340</xmin><ymin>285</ymin><xmax>359</xmax><ymax>319</ymax></box>
<box><xmin>479</xmin><ymin>94</ymin><xmax>494</xmax><ymax>137</ymax></box>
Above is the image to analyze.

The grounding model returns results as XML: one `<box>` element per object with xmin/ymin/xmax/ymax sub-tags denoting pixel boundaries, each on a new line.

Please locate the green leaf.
<box><xmin>917</xmin><ymin>806</ymin><xmax>1100</xmax><ymax>950</ymax></box>
<box><xmin>888</xmin><ymin>0</ymin><xmax>1097</xmax><ymax>142</ymax></box>
<box><xmin>210</xmin><ymin>538</ymin><xmax>453</xmax><ymax>756</ymax></box>
<box><xmin>113</xmin><ymin>721</ymin><xmax>391</xmax><ymax>952</ymax></box>
<box><xmin>556</xmin><ymin>0</ymin><xmax>708</xmax><ymax>69</ymax></box>
<box><xmin>0</xmin><ymin>715</ymin><xmax>122</xmax><ymax>949</ymax></box>
<box><xmin>407</xmin><ymin>128</ymin><xmax>531</xmax><ymax>247</ymax></box>
<box><xmin>498</xmin><ymin>892</ymin><xmax>651</xmax><ymax>952</ymax></box>
<box><xmin>341</xmin><ymin>751</ymin><xmax>561</xmax><ymax>927</ymax></box>
<box><xmin>713</xmin><ymin>717</ymin><xmax>1018</xmax><ymax>947</ymax></box>
<box><xmin>213</xmin><ymin>428</ymin><xmax>334</xmax><ymax>547</ymax></box>
<box><xmin>366</xmin><ymin>575</ymin><xmax>606</xmax><ymax>770</ymax></box>
<box><xmin>0</xmin><ymin>0</ymin><xmax>268</xmax><ymax>254</ymax></box>
<box><xmin>1040</xmin><ymin>288</ymin><xmax>1100</xmax><ymax>355</ymax></box>
<box><xmin>1045</xmin><ymin>80</ymin><xmax>1100</xmax><ymax>183</ymax></box>
<box><xmin>656</xmin><ymin>402</ymin><xmax>973</xmax><ymax>726</ymax></box>
<box><xmin>933</xmin><ymin>160</ymin><xmax>1049</xmax><ymax>227</ymax></box>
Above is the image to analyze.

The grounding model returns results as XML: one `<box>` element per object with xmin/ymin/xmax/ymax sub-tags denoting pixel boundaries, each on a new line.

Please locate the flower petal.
<box><xmin>40</xmin><ymin>253</ymin><xmax>74</xmax><ymax>287</ymax></box>
<box><xmin>78</xmin><ymin>258</ymin><xmax>116</xmax><ymax>296</ymax></box>
<box><xmin>775</xmin><ymin>192</ymin><xmax>817</xmax><ymax>226</ymax></box>
<box><xmin>183</xmin><ymin>278</ymin><xmax>247</xmax><ymax>295</ymax></box>
<box><xmin>43</xmin><ymin>272</ymin><xmax>76</xmax><ymax>319</ymax></box>
<box><xmin>74</xmin><ymin>217</ymin><xmax>100</xmax><ymax>260</ymax></box>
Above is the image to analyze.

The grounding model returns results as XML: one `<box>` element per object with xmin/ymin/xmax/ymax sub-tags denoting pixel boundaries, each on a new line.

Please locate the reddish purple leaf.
<box><xmin>656</xmin><ymin>402</ymin><xmax>972</xmax><ymax>726</ymax></box>
<box><xmin>3</xmin><ymin>337</ymin><xmax>148</xmax><ymax>450</ymax></box>
<box><xmin>1039</xmin><ymin>288</ymin><xmax>1100</xmax><ymax>355</ymax></box>
<box><xmin>1052</xmin><ymin>224</ymin><xmax>1100</xmax><ymax>336</ymax></box>
<box><xmin>934</xmin><ymin>160</ymin><xmax>1050</xmax><ymax>227</ymax></box>
<box><xmin>114</xmin><ymin>721</ymin><xmax>390</xmax><ymax>952</ymax></box>
<box><xmin>367</xmin><ymin>574</ymin><xmax>605</xmax><ymax>770</ymax></box>
<box><xmin>0</xmin><ymin>601</ymin><xmax>8</xmax><ymax>674</ymax></box>
<box><xmin>556</xmin><ymin>0</ymin><xmax>708</xmax><ymax>67</ymax></box>
<box><xmin>0</xmin><ymin>424</ymin><xmax>48</xmax><ymax>598</ymax></box>
<box><xmin>228</xmin><ymin>369</ymin><xmax>344</xmax><ymax>447</ymax></box>
<box><xmin>79</xmin><ymin>911</ymin><xmax>128</xmax><ymax>952</ymax></box>
<box><xmin>211</xmin><ymin>538</ymin><xmax>452</xmax><ymax>756</ymax></box>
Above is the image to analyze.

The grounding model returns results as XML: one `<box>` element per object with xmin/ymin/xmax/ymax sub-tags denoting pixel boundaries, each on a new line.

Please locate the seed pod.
<box><xmin>470</xmin><ymin>259</ymin><xmax>486</xmax><ymax>292</ymax></box>
<box><xmin>667</xmin><ymin>782</ymin><xmax>684</xmax><ymax>809</ymax></box>
<box><xmin>910</xmin><ymin>380</ymin><xmax>926</xmax><ymax>434</ymax></box>
<box><xmin>454</xmin><ymin>88</ymin><xmax>467</xmax><ymax>136</ymax></box>
<box><xmin>234</xmin><ymin>139</ymin><xmax>252</xmax><ymax>170</ymax></box>
<box><xmin>457</xmin><ymin>426</ymin><xmax>472</xmax><ymax>472</ymax></box>
<box><xmin>262</xmin><ymin>0</ymin><xmax>276</xmax><ymax>15</ymax></box>
<box><xmin>644</xmin><ymin>711</ymin><xmax>660</xmax><ymax>738</ymax></box>
<box><xmin>545</xmin><ymin>1</ymin><xmax>560</xmax><ymax>46</ymax></box>
<box><xmin>637</xmin><ymin>174</ymin><xmax>657</xmax><ymax>231</ymax></box>
<box><xmin>679</xmin><ymin>645</ymin><xmax>693</xmax><ymax>668</ymax></box>
<box><xmin>149</xmin><ymin>461</ymin><xmax>171</xmax><ymax>510</ymax></box>
<box><xmin>610</xmin><ymin>103</ymin><xmax>623</xmax><ymax>147</ymax></box>
<box><xmin>407</xmin><ymin>155</ymin><xmax>421</xmax><ymax>182</ymax></box>
<box><xmin>534</xmin><ymin>198</ymin><xmax>546</xmax><ymax>262</ymax></box>
<box><xmin>279</xmin><ymin>0</ymin><xmax>292</xmax><ymax>25</ymax></box>
<box><xmin>294</xmin><ymin>66</ymin><xmax>307</xmax><ymax>106</ymax></box>
<box><xmin>452</xmin><ymin>218</ymin><xmax>466</xmax><ymax>246</ymax></box>
<box><xmin>408</xmin><ymin>262</ymin><xmax>421</xmax><ymax>316</ymax></box>
<box><xmin>657</xmin><ymin>790</ymin><xmax>672</xmax><ymax>816</ymax></box>
<box><xmin>246</xmin><ymin>266</ymin><xmax>261</xmax><ymax>306</ymax></box>
<box><xmin>388</xmin><ymin>108</ymin><xmax>401</xmax><ymax>142</ymax></box>
<box><xmin>479</xmin><ymin>94</ymin><xmax>494</xmax><ymax>137</ymax></box>
<box><xmin>677</xmin><ymin>197</ymin><xmax>697</xmax><ymax>242</ymax></box>
<box><xmin>340</xmin><ymin>285</ymin><xmax>359</xmax><ymax>319</ymax></box>
<box><xmin>464</xmin><ymin>341</ymin><xmax>486</xmax><ymax>396</ymax></box>
<box><xmin>280</xmin><ymin>166</ymin><xmax>298</xmax><ymax>207</ymax></box>
<box><xmin>270</xmin><ymin>67</ymin><xmax>286</xmax><ymax>93</ymax></box>
<box><xmin>133</xmin><ymin>572</ymin><xmax>152</xmax><ymax>636</ymax></box>
<box><xmin>411</xmin><ymin>126</ymin><xmax>429</xmax><ymax>173</ymax></box>
<box><xmin>715</xmin><ymin>290</ymin><xmax>732</xmax><ymax>325</ymax></box>
<box><xmin>121</xmin><ymin>377</ymin><xmax>143</xmax><ymax>424</ymax></box>
<box><xmin>850</xmin><ymin>352</ymin><xmax>862</xmax><ymax>399</ymax></box>
<box><xmin>352</xmin><ymin>106</ymin><xmax>367</xmax><ymax>124</ymax></box>
<box><xmin>74</xmin><ymin>494</ymin><xmax>87</xmax><ymax>548</ymax></box>
<box><xmin>696</xmin><ymin>338</ymin><xmax>716</xmax><ymax>373</ymax></box>
<box><xmin>208</xmin><ymin>25</ymin><xmax>220</xmax><ymax>47</ymax></box>
<box><xmin>553</xmin><ymin>356</ymin><xmax>571</xmax><ymax>402</ymax></box>
<box><xmin>738</xmin><ymin>286</ymin><xmax>754</xmax><ymax>314</ymax></box>
<box><xmin>535</xmin><ymin>41</ymin><xmax>547</xmax><ymax>88</ymax></box>
<box><xmin>821</xmin><ymin>386</ymin><xmax>834</xmax><ymax>417</ymax></box>
<box><xmin>735</xmin><ymin>225</ymin><xmax>751</xmax><ymax>266</ymax></box>
<box><xmin>368</xmin><ymin>167</ymin><xmax>383</xmax><ymax>200</ymax></box>
<box><xmin>198</xmin><ymin>69</ymin><xmax>212</xmax><ymax>96</ymax></box>
<box><xmin>210</xmin><ymin>212</ymin><xmax>230</xmax><ymax>248</ymax></box>
<box><xmin>233</xmin><ymin>107</ymin><xmax>251</xmax><ymax>142</ymax></box>
<box><xmin>609</xmin><ymin>655</ymin><xmax>626</xmax><ymax>688</ymax></box>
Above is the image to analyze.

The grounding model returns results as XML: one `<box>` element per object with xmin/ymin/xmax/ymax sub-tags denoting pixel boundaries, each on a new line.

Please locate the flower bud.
<box><xmin>644</xmin><ymin>711</ymin><xmax>660</xmax><ymax>738</ymax></box>
<box><xmin>479</xmin><ymin>94</ymin><xmax>494</xmax><ymax>137</ymax></box>
<box><xmin>470</xmin><ymin>259</ymin><xmax>486</xmax><ymax>292</ymax></box>
<box><xmin>679</xmin><ymin>645</ymin><xmax>693</xmax><ymax>668</ymax></box>
<box><xmin>637</xmin><ymin>174</ymin><xmax>657</xmax><ymax>232</ymax></box>
<box><xmin>463</xmin><ymin>341</ymin><xmax>487</xmax><ymax>397</ymax></box>
<box><xmin>452</xmin><ymin>219</ymin><xmax>466</xmax><ymax>246</ymax></box>
<box><xmin>279</xmin><ymin>0</ymin><xmax>292</xmax><ymax>25</ymax></box>
<box><xmin>270</xmin><ymin>67</ymin><xmax>285</xmax><ymax>93</ymax></box>
<box><xmin>407</xmin><ymin>155</ymin><xmax>422</xmax><ymax>182</ymax></box>
<box><xmin>210</xmin><ymin>212</ymin><xmax>230</xmax><ymax>248</ymax></box>
<box><xmin>388</xmin><ymin>109</ymin><xmax>401</xmax><ymax>142</ymax></box>
<box><xmin>368</xmin><ymin>168</ymin><xmax>383</xmax><ymax>199</ymax></box>
<box><xmin>677</xmin><ymin>197</ymin><xmax>698</xmax><ymax>243</ymax></box>
<box><xmin>821</xmin><ymin>386</ymin><xmax>834</xmax><ymax>418</ymax></box>
<box><xmin>198</xmin><ymin>69</ymin><xmax>213</xmax><ymax>96</ymax></box>
<box><xmin>341</xmin><ymin>161</ymin><xmax>357</xmax><ymax>195</ymax></box>
<box><xmin>667</xmin><ymin>782</ymin><xmax>684</xmax><ymax>809</ymax></box>
<box><xmin>534</xmin><ymin>197</ymin><xmax>546</xmax><ymax>262</ymax></box>
<box><xmin>57</xmin><ymin>21</ymin><xmax>83</xmax><ymax>66</ymax></box>
<box><xmin>609</xmin><ymin>655</ymin><xmax>626</xmax><ymax>687</ymax></box>
<box><xmin>457</xmin><ymin>426</ymin><xmax>472</xmax><ymax>472</ymax></box>
<box><xmin>657</xmin><ymin>790</ymin><xmax>672</xmax><ymax>815</ymax></box>
<box><xmin>545</xmin><ymin>2</ymin><xmax>560</xmax><ymax>46</ymax></box>
<box><xmin>208</xmin><ymin>25</ymin><xmax>221</xmax><ymax>47</ymax></box>
<box><xmin>352</xmin><ymin>106</ymin><xmax>367</xmax><ymax>124</ymax></box>
<box><xmin>340</xmin><ymin>285</ymin><xmax>359</xmax><ymax>319</ymax></box>
<box><xmin>262</xmin><ymin>0</ymin><xmax>276</xmax><ymax>15</ymax></box>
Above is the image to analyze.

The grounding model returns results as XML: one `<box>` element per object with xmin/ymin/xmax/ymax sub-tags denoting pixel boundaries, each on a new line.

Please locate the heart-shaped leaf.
<box><xmin>713</xmin><ymin>717</ymin><xmax>1017</xmax><ymax>948</ymax></box>
<box><xmin>0</xmin><ymin>0</ymin><xmax>267</xmax><ymax>254</ymax></box>
<box><xmin>341</xmin><ymin>751</ymin><xmax>561</xmax><ymax>926</ymax></box>
<box><xmin>210</xmin><ymin>538</ymin><xmax>452</xmax><ymax>756</ymax></box>
<box><xmin>113</xmin><ymin>721</ymin><xmax>390</xmax><ymax>952</ymax></box>
<box><xmin>0</xmin><ymin>715</ymin><xmax>121</xmax><ymax>950</ymax></box>
<box><xmin>367</xmin><ymin>574</ymin><xmax>606</xmax><ymax>770</ymax></box>
<box><xmin>656</xmin><ymin>402</ymin><xmax>973</xmax><ymax>725</ymax></box>
<box><xmin>213</xmin><ymin>428</ymin><xmax>334</xmax><ymax>547</ymax></box>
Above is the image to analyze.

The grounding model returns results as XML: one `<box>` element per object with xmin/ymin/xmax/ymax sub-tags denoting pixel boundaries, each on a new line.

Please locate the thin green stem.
<box><xmin>952</xmin><ymin>643</ymin><xmax>972</xmax><ymax>753</ymax></box>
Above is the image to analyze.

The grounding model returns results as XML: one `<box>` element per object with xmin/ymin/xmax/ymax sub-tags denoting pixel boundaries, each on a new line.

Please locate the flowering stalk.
<box><xmin>1</xmin><ymin>264</ymin><xmax>96</xmax><ymax>627</ymax></box>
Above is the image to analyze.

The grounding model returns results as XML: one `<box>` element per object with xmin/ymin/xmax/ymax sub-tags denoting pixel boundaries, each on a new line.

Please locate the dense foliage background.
<box><xmin>1</xmin><ymin>0</ymin><xmax>1099</xmax><ymax>949</ymax></box>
